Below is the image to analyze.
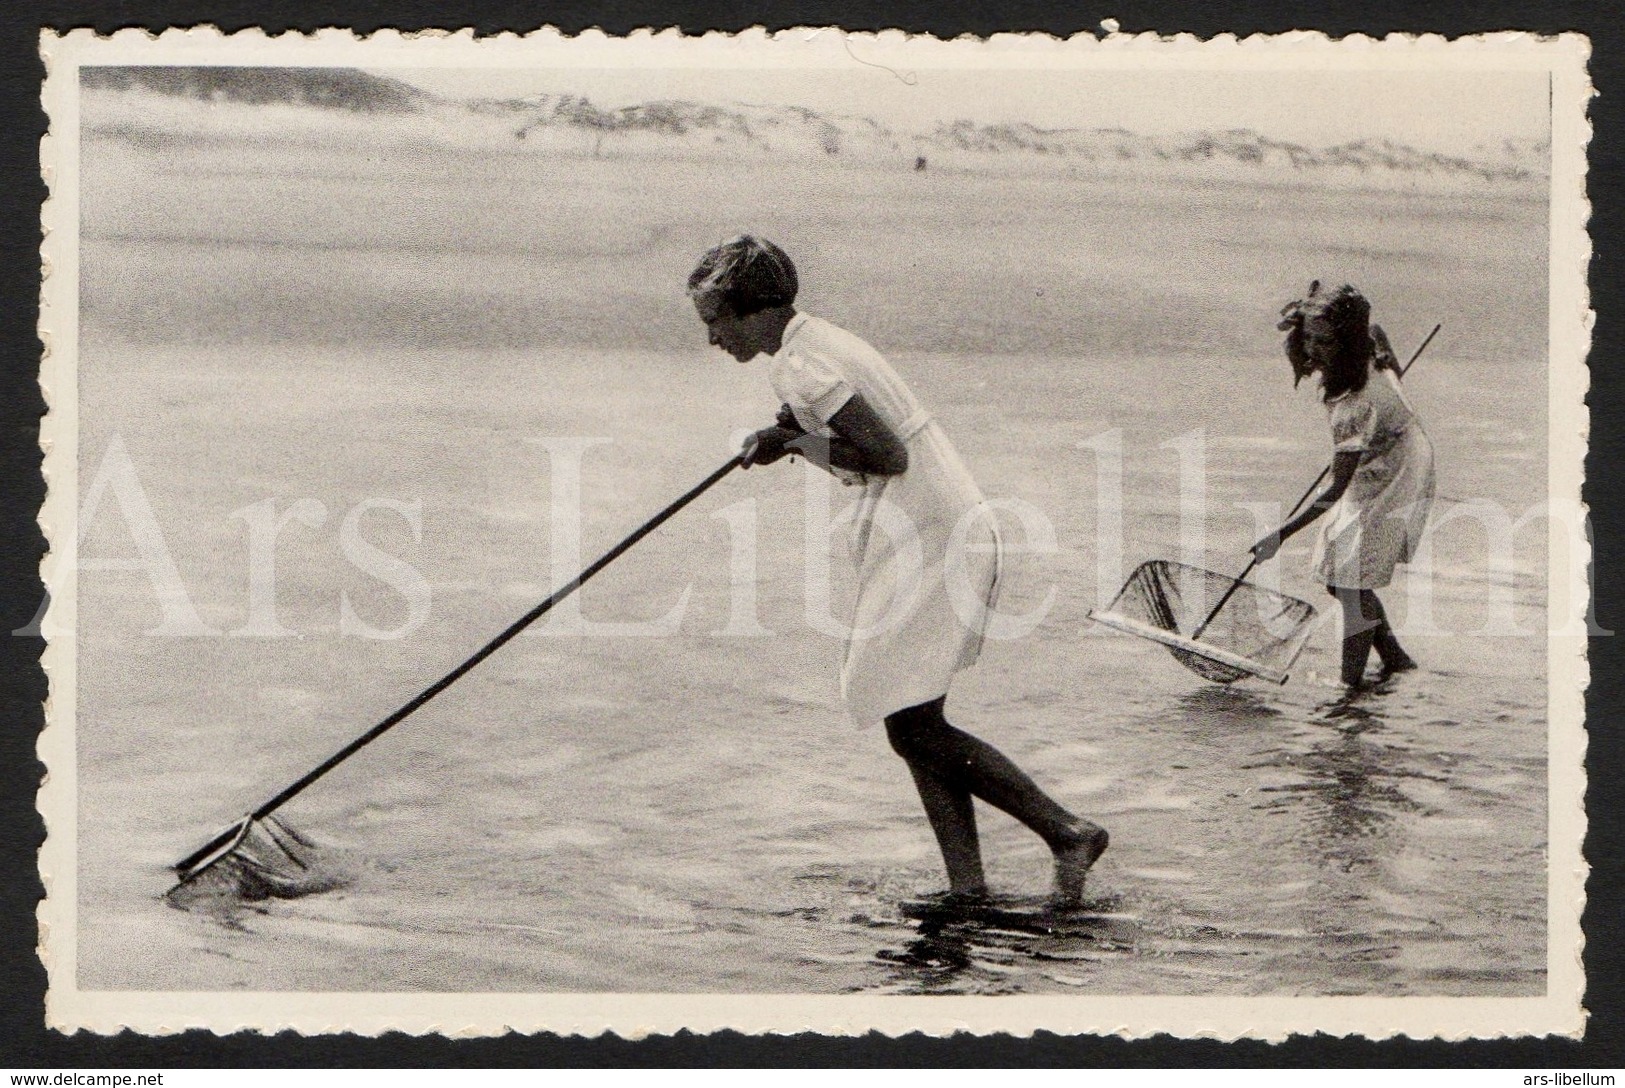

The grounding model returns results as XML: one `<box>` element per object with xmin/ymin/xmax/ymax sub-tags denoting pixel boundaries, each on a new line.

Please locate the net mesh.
<box><xmin>1099</xmin><ymin>560</ymin><xmax>1318</xmax><ymax>683</ymax></box>
<box><xmin>165</xmin><ymin>816</ymin><xmax>351</xmax><ymax>910</ymax></box>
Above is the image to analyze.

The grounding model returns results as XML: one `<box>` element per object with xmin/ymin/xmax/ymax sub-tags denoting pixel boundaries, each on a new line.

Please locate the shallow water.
<box><xmin>70</xmin><ymin>129</ymin><xmax>1551</xmax><ymax>996</ymax></box>
<box><xmin>72</xmin><ymin>340</ymin><xmax>1548</xmax><ymax>996</ymax></box>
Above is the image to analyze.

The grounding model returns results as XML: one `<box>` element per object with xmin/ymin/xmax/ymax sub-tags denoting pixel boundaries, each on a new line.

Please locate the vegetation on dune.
<box><xmin>80</xmin><ymin>69</ymin><xmax>1548</xmax><ymax>188</ymax></box>
<box><xmin>80</xmin><ymin>66</ymin><xmax>427</xmax><ymax>113</ymax></box>
<box><xmin>932</xmin><ymin>119</ymin><xmax>1540</xmax><ymax>183</ymax></box>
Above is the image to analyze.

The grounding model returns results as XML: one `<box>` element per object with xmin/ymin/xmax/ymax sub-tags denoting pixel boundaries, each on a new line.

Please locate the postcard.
<box><xmin>36</xmin><ymin>26</ymin><xmax>1591</xmax><ymax>1038</ymax></box>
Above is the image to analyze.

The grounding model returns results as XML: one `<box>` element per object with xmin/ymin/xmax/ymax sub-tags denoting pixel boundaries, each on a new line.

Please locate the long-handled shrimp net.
<box><xmin>167</xmin><ymin>455</ymin><xmax>744</xmax><ymax>907</ymax></box>
<box><xmin>1087</xmin><ymin>324</ymin><xmax>1439</xmax><ymax>685</ymax></box>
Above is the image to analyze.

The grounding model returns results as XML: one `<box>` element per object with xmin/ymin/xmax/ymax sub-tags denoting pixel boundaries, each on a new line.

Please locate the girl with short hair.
<box><xmin>688</xmin><ymin>234</ymin><xmax>1109</xmax><ymax>902</ymax></box>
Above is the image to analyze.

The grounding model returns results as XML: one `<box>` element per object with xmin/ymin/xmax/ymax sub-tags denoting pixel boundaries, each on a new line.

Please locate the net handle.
<box><xmin>174</xmin><ymin>454</ymin><xmax>745</xmax><ymax>877</ymax></box>
<box><xmin>1191</xmin><ymin>323</ymin><xmax>1440</xmax><ymax>640</ymax></box>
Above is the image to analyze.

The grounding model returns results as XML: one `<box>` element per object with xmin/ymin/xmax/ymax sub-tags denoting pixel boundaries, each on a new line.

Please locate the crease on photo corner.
<box><xmin>32</xmin><ymin>24</ymin><xmax>1595</xmax><ymax>1042</ymax></box>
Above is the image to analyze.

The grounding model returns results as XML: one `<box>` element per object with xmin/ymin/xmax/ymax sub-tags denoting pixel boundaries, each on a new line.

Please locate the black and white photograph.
<box><xmin>35</xmin><ymin>28</ymin><xmax>1590</xmax><ymax>1038</ymax></box>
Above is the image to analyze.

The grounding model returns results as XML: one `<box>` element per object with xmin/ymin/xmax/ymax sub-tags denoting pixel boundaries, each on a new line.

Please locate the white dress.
<box><xmin>1311</xmin><ymin>368</ymin><xmax>1437</xmax><ymax>589</ymax></box>
<box><xmin>766</xmin><ymin>312</ymin><xmax>1003</xmax><ymax>726</ymax></box>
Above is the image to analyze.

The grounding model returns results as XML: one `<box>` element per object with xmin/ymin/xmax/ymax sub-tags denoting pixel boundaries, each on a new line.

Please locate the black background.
<box><xmin>1</xmin><ymin>0</ymin><xmax>1618</xmax><ymax>1068</ymax></box>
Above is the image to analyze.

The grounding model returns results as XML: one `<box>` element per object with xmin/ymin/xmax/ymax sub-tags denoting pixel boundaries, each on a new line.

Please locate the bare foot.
<box><xmin>946</xmin><ymin>882</ymin><xmax>988</xmax><ymax>901</ymax></box>
<box><xmin>1378</xmin><ymin>655</ymin><xmax>1418</xmax><ymax>679</ymax></box>
<box><xmin>1051</xmin><ymin>823</ymin><xmax>1109</xmax><ymax>905</ymax></box>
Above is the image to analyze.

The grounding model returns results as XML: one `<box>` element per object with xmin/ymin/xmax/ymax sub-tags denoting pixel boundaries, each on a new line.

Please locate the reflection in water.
<box><xmin>872</xmin><ymin>895</ymin><xmax>1135</xmax><ymax>995</ymax></box>
<box><xmin>1176</xmin><ymin>684</ymin><xmax>1284</xmax><ymax>732</ymax></box>
<box><xmin>1253</xmin><ymin>692</ymin><xmax>1434</xmax><ymax>872</ymax></box>
<box><xmin>873</xmin><ymin>907</ymin><xmax>977</xmax><ymax>993</ymax></box>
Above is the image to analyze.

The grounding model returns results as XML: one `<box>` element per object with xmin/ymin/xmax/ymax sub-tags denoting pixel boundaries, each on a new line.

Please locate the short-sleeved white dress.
<box><xmin>1311</xmin><ymin>368</ymin><xmax>1437</xmax><ymax>589</ymax></box>
<box><xmin>766</xmin><ymin>312</ymin><xmax>1003</xmax><ymax>726</ymax></box>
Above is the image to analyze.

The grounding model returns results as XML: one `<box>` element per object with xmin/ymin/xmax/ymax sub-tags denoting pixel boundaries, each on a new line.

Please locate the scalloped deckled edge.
<box><xmin>36</xmin><ymin>23</ymin><xmax>1593</xmax><ymax>1042</ymax></box>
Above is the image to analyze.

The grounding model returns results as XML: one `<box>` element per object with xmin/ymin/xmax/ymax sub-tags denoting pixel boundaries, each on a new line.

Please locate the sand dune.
<box><xmin>81</xmin><ymin>66</ymin><xmax>1547</xmax><ymax>195</ymax></box>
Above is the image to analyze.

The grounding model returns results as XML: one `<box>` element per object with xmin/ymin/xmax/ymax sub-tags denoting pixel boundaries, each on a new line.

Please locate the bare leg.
<box><xmin>1367</xmin><ymin>592</ymin><xmax>1417</xmax><ymax>675</ymax></box>
<box><xmin>886</xmin><ymin>697</ymin><xmax>1107</xmax><ymax>902</ymax></box>
<box><xmin>901</xmin><ymin>762</ymin><xmax>986</xmax><ymax>895</ymax></box>
<box><xmin>1331</xmin><ymin>586</ymin><xmax>1378</xmax><ymax>688</ymax></box>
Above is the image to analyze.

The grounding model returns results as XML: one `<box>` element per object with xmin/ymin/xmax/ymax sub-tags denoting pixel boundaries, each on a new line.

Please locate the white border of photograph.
<box><xmin>36</xmin><ymin>25</ymin><xmax>1592</xmax><ymax>1039</ymax></box>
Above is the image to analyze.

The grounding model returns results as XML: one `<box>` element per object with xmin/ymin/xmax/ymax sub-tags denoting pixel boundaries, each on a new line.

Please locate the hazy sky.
<box><xmin>391</xmin><ymin>65</ymin><xmax>1549</xmax><ymax>153</ymax></box>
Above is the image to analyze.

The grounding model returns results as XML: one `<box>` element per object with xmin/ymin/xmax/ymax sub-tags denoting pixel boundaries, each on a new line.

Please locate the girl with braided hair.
<box><xmin>1252</xmin><ymin>282</ymin><xmax>1437</xmax><ymax>689</ymax></box>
